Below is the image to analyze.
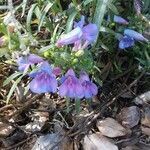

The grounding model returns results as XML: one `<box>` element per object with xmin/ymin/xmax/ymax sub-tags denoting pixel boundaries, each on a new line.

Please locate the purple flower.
<box><xmin>59</xmin><ymin>69</ymin><xmax>84</xmax><ymax>98</ymax></box>
<box><xmin>119</xmin><ymin>36</ymin><xmax>135</xmax><ymax>49</ymax></box>
<box><xmin>79</xmin><ymin>71</ymin><xmax>98</xmax><ymax>98</ymax></box>
<box><xmin>52</xmin><ymin>67</ymin><xmax>62</xmax><ymax>76</ymax></box>
<box><xmin>56</xmin><ymin>27</ymin><xmax>83</xmax><ymax>47</ymax></box>
<box><xmin>29</xmin><ymin>62</ymin><xmax>57</xmax><ymax>94</ymax></box>
<box><xmin>119</xmin><ymin>29</ymin><xmax>148</xmax><ymax>49</ymax></box>
<box><xmin>56</xmin><ymin>16</ymin><xmax>98</xmax><ymax>51</ymax></box>
<box><xmin>134</xmin><ymin>0</ymin><xmax>142</xmax><ymax>15</ymax></box>
<box><xmin>17</xmin><ymin>54</ymin><xmax>44</xmax><ymax>72</ymax></box>
<box><xmin>124</xmin><ymin>29</ymin><xmax>148</xmax><ymax>42</ymax></box>
<box><xmin>113</xmin><ymin>15</ymin><xmax>129</xmax><ymax>25</ymax></box>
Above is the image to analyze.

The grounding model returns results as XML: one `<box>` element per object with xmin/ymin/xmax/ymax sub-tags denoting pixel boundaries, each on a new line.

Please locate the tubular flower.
<box><xmin>124</xmin><ymin>29</ymin><xmax>148</xmax><ymax>42</ymax></box>
<box><xmin>59</xmin><ymin>69</ymin><xmax>84</xmax><ymax>98</ymax></box>
<box><xmin>29</xmin><ymin>62</ymin><xmax>57</xmax><ymax>94</ymax></box>
<box><xmin>113</xmin><ymin>15</ymin><xmax>129</xmax><ymax>25</ymax></box>
<box><xmin>79</xmin><ymin>71</ymin><xmax>98</xmax><ymax>98</ymax></box>
<box><xmin>119</xmin><ymin>36</ymin><xmax>135</xmax><ymax>49</ymax></box>
<box><xmin>56</xmin><ymin>16</ymin><xmax>98</xmax><ymax>51</ymax></box>
<box><xmin>119</xmin><ymin>29</ymin><xmax>148</xmax><ymax>49</ymax></box>
<box><xmin>17</xmin><ymin>54</ymin><xmax>44</xmax><ymax>72</ymax></box>
<box><xmin>134</xmin><ymin>0</ymin><xmax>142</xmax><ymax>15</ymax></box>
<box><xmin>52</xmin><ymin>67</ymin><xmax>62</xmax><ymax>76</ymax></box>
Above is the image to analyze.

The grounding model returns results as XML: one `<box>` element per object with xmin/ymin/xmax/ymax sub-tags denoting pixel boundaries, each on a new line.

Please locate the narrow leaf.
<box><xmin>26</xmin><ymin>3</ymin><xmax>37</xmax><ymax>33</ymax></box>
<box><xmin>38</xmin><ymin>2</ymin><xmax>54</xmax><ymax>31</ymax></box>
<box><xmin>3</xmin><ymin>72</ymin><xmax>22</xmax><ymax>86</ymax></box>
<box><xmin>93</xmin><ymin>0</ymin><xmax>109</xmax><ymax>42</ymax></box>
<box><xmin>66</xmin><ymin>9</ymin><xmax>77</xmax><ymax>33</ymax></box>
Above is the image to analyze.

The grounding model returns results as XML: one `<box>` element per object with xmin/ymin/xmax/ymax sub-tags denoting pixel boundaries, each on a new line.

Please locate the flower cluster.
<box><xmin>59</xmin><ymin>69</ymin><xmax>98</xmax><ymax>99</ymax></box>
<box><xmin>17</xmin><ymin>54</ymin><xmax>98</xmax><ymax>99</ymax></box>
<box><xmin>56</xmin><ymin>16</ymin><xmax>98</xmax><ymax>51</ymax></box>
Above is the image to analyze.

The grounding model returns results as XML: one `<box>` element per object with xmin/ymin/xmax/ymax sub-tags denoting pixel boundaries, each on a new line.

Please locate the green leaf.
<box><xmin>3</xmin><ymin>72</ymin><xmax>22</xmax><ymax>86</ymax></box>
<box><xmin>38</xmin><ymin>2</ymin><xmax>54</xmax><ymax>31</ymax></box>
<box><xmin>39</xmin><ymin>45</ymin><xmax>54</xmax><ymax>53</ymax></box>
<box><xmin>51</xmin><ymin>23</ymin><xmax>60</xmax><ymax>43</ymax></box>
<box><xmin>6</xmin><ymin>75</ymin><xmax>24</xmax><ymax>104</ymax></box>
<box><xmin>0</xmin><ymin>47</ymin><xmax>9</xmax><ymax>58</ymax></box>
<box><xmin>21</xmin><ymin>0</ymin><xmax>28</xmax><ymax>17</ymax></box>
<box><xmin>83</xmin><ymin>0</ymin><xmax>94</xmax><ymax>6</ymax></box>
<box><xmin>108</xmin><ymin>3</ymin><xmax>118</xmax><ymax>14</ymax></box>
<box><xmin>100</xmin><ymin>26</ymin><xmax>116</xmax><ymax>35</ymax></box>
<box><xmin>26</xmin><ymin>3</ymin><xmax>37</xmax><ymax>33</ymax></box>
<box><xmin>66</xmin><ymin>9</ymin><xmax>77</xmax><ymax>33</ymax></box>
<box><xmin>93</xmin><ymin>0</ymin><xmax>110</xmax><ymax>42</ymax></box>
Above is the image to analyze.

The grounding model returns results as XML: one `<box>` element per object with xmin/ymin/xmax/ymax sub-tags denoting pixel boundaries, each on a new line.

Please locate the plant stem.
<box><xmin>75</xmin><ymin>99</ymin><xmax>81</xmax><ymax>114</ymax></box>
<box><xmin>66</xmin><ymin>98</ymin><xmax>70</xmax><ymax>113</ymax></box>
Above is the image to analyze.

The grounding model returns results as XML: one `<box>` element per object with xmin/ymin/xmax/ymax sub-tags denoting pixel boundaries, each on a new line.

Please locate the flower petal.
<box><xmin>74</xmin><ymin>16</ymin><xmax>85</xmax><ymax>28</ymax></box>
<box><xmin>73</xmin><ymin>40</ymin><xmax>82</xmax><ymax>51</ymax></box>
<box><xmin>82</xmin><ymin>81</ymin><xmax>98</xmax><ymax>98</ymax></box>
<box><xmin>65</xmin><ymin>68</ymin><xmax>76</xmax><ymax>77</ymax></box>
<box><xmin>90</xmin><ymin>82</ymin><xmax>98</xmax><ymax>96</ymax></box>
<box><xmin>17</xmin><ymin>54</ymin><xmax>43</xmax><ymax>72</ymax></box>
<box><xmin>29</xmin><ymin>72</ymin><xmax>57</xmax><ymax>94</ymax></box>
<box><xmin>67</xmin><ymin>84</ymin><xmax>76</xmax><ymax>98</ymax></box>
<box><xmin>28</xmin><ymin>54</ymin><xmax>44</xmax><ymax>64</ymax></box>
<box><xmin>56</xmin><ymin>27</ymin><xmax>83</xmax><ymax>47</ymax></box>
<box><xmin>82</xmin><ymin>24</ymin><xmax>98</xmax><ymax>42</ymax></box>
<box><xmin>75</xmin><ymin>82</ymin><xmax>84</xmax><ymax>98</ymax></box>
<box><xmin>52</xmin><ymin>67</ymin><xmax>62</xmax><ymax>76</ymax></box>
<box><xmin>59</xmin><ymin>83</ymin><xmax>68</xmax><ymax>97</ymax></box>
<box><xmin>114</xmin><ymin>15</ymin><xmax>129</xmax><ymax>25</ymax></box>
<box><xmin>134</xmin><ymin>0</ymin><xmax>142</xmax><ymax>15</ymax></box>
<box><xmin>119</xmin><ymin>36</ymin><xmax>135</xmax><ymax>49</ymax></box>
<box><xmin>29</xmin><ymin>61</ymin><xmax>52</xmax><ymax>77</ymax></box>
<box><xmin>79</xmin><ymin>71</ymin><xmax>90</xmax><ymax>82</ymax></box>
<box><xmin>124</xmin><ymin>29</ymin><xmax>148</xmax><ymax>42</ymax></box>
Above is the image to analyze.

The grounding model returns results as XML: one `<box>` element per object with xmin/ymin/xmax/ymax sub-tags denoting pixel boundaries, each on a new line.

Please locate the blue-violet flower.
<box><xmin>119</xmin><ymin>29</ymin><xmax>148</xmax><ymax>49</ymax></box>
<box><xmin>17</xmin><ymin>54</ymin><xmax>44</xmax><ymax>72</ymax></box>
<box><xmin>29</xmin><ymin>62</ymin><xmax>57</xmax><ymax>94</ymax></box>
<box><xmin>113</xmin><ymin>15</ymin><xmax>129</xmax><ymax>25</ymax></box>
<box><xmin>79</xmin><ymin>71</ymin><xmax>98</xmax><ymax>98</ymax></box>
<box><xmin>56</xmin><ymin>16</ymin><xmax>98</xmax><ymax>51</ymax></box>
<box><xmin>59</xmin><ymin>69</ymin><xmax>84</xmax><ymax>98</ymax></box>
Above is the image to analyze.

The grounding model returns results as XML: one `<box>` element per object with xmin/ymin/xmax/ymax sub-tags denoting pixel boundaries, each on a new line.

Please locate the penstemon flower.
<box><xmin>56</xmin><ymin>16</ymin><xmax>98</xmax><ymax>51</ymax></box>
<box><xmin>124</xmin><ymin>29</ymin><xmax>148</xmax><ymax>42</ymax></box>
<box><xmin>119</xmin><ymin>36</ymin><xmax>135</xmax><ymax>49</ymax></box>
<box><xmin>17</xmin><ymin>54</ymin><xmax>44</xmax><ymax>72</ymax></box>
<box><xmin>29</xmin><ymin>62</ymin><xmax>57</xmax><ymax>94</ymax></box>
<box><xmin>52</xmin><ymin>67</ymin><xmax>62</xmax><ymax>76</ymax></box>
<box><xmin>134</xmin><ymin>0</ymin><xmax>142</xmax><ymax>15</ymax></box>
<box><xmin>113</xmin><ymin>15</ymin><xmax>129</xmax><ymax>25</ymax></box>
<box><xmin>79</xmin><ymin>71</ymin><xmax>98</xmax><ymax>98</ymax></box>
<box><xmin>119</xmin><ymin>29</ymin><xmax>148</xmax><ymax>49</ymax></box>
<box><xmin>59</xmin><ymin>69</ymin><xmax>84</xmax><ymax>98</ymax></box>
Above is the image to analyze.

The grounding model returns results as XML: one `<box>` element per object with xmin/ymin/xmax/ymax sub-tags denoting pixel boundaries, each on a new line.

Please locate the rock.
<box><xmin>141</xmin><ymin>106</ymin><xmax>150</xmax><ymax>128</ymax></box>
<box><xmin>97</xmin><ymin>118</ymin><xmax>130</xmax><ymax>138</ymax></box>
<box><xmin>32</xmin><ymin>133</ymin><xmax>73</xmax><ymax>150</ymax></box>
<box><xmin>117</xmin><ymin>106</ymin><xmax>140</xmax><ymax>128</ymax></box>
<box><xmin>83</xmin><ymin>133</ymin><xmax>118</xmax><ymax>150</ymax></box>
<box><xmin>134</xmin><ymin>91</ymin><xmax>150</xmax><ymax>105</ymax></box>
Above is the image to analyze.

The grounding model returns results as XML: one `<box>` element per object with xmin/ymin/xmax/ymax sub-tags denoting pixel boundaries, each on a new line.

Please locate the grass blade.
<box><xmin>93</xmin><ymin>0</ymin><xmax>109</xmax><ymax>42</ymax></box>
<box><xmin>38</xmin><ymin>2</ymin><xmax>54</xmax><ymax>31</ymax></box>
